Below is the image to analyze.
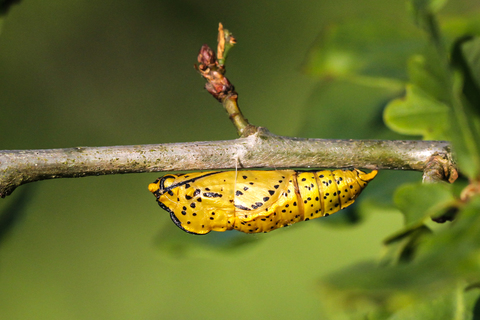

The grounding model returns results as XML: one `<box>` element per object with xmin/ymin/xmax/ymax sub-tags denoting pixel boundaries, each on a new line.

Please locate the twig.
<box><xmin>0</xmin><ymin>128</ymin><xmax>451</xmax><ymax>197</ymax></box>
<box><xmin>196</xmin><ymin>23</ymin><xmax>256</xmax><ymax>137</ymax></box>
<box><xmin>216</xmin><ymin>22</ymin><xmax>236</xmax><ymax>66</ymax></box>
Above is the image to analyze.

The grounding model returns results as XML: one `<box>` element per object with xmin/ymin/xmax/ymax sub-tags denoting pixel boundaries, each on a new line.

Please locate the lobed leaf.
<box><xmin>384</xmin><ymin>84</ymin><xmax>450</xmax><ymax>140</ymax></box>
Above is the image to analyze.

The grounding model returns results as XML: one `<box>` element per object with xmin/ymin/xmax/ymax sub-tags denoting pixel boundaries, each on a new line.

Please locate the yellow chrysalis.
<box><xmin>148</xmin><ymin>169</ymin><xmax>377</xmax><ymax>234</ymax></box>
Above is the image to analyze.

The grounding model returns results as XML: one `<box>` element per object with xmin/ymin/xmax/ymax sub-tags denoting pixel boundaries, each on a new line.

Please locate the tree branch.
<box><xmin>0</xmin><ymin>127</ymin><xmax>451</xmax><ymax>197</ymax></box>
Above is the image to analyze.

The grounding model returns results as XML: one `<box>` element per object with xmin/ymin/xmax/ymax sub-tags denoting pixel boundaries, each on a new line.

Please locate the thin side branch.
<box><xmin>0</xmin><ymin>128</ymin><xmax>451</xmax><ymax>197</ymax></box>
<box><xmin>196</xmin><ymin>24</ymin><xmax>256</xmax><ymax>137</ymax></box>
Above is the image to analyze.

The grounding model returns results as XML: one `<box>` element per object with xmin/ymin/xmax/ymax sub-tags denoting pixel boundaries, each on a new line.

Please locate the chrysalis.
<box><xmin>148</xmin><ymin>169</ymin><xmax>377</xmax><ymax>234</ymax></box>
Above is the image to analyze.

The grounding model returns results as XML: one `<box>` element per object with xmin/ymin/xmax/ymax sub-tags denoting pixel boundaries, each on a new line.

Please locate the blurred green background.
<box><xmin>0</xmin><ymin>1</ymin><xmax>477</xmax><ymax>319</ymax></box>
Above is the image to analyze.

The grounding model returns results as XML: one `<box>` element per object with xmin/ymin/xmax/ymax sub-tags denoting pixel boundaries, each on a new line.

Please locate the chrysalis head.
<box><xmin>148</xmin><ymin>174</ymin><xmax>193</xmax><ymax>233</ymax></box>
<box><xmin>148</xmin><ymin>174</ymin><xmax>178</xmax><ymax>199</ymax></box>
<box><xmin>149</xmin><ymin>172</ymin><xmax>236</xmax><ymax>235</ymax></box>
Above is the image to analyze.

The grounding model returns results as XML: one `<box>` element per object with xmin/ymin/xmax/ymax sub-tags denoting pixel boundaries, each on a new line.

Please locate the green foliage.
<box><xmin>301</xmin><ymin>0</ymin><xmax>480</xmax><ymax>319</ymax></box>
<box><xmin>319</xmin><ymin>197</ymin><xmax>480</xmax><ymax>319</ymax></box>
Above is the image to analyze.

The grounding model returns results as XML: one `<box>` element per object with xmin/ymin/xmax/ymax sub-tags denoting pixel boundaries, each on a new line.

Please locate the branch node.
<box><xmin>422</xmin><ymin>152</ymin><xmax>458</xmax><ymax>183</ymax></box>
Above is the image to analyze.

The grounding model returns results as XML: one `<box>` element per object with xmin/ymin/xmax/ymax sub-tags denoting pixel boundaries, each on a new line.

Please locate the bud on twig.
<box><xmin>197</xmin><ymin>44</ymin><xmax>216</xmax><ymax>68</ymax></box>
<box><xmin>195</xmin><ymin>44</ymin><xmax>235</xmax><ymax>102</ymax></box>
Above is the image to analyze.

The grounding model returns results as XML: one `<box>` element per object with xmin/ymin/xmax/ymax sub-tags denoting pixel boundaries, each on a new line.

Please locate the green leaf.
<box><xmin>393</xmin><ymin>182</ymin><xmax>455</xmax><ymax>229</ymax></box>
<box><xmin>381</xmin><ymin>226</ymin><xmax>432</xmax><ymax>267</ymax></box>
<box><xmin>384</xmin><ymin>84</ymin><xmax>450</xmax><ymax>140</ymax></box>
<box><xmin>383</xmin><ymin>43</ymin><xmax>455</xmax><ymax>140</ymax></box>
<box><xmin>408</xmin><ymin>52</ymin><xmax>451</xmax><ymax>105</ymax></box>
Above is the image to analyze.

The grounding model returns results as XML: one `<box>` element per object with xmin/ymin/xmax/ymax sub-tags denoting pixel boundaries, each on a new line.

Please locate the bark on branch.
<box><xmin>0</xmin><ymin>127</ymin><xmax>451</xmax><ymax>198</ymax></box>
